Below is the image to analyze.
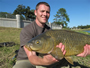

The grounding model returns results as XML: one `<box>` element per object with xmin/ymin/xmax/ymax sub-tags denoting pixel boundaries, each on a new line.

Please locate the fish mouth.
<box><xmin>25</xmin><ymin>45</ymin><xmax>32</xmax><ymax>51</ymax></box>
<box><xmin>25</xmin><ymin>45</ymin><xmax>41</xmax><ymax>51</ymax></box>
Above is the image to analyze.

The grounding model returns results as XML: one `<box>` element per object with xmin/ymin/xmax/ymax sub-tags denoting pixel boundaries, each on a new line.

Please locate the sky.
<box><xmin>0</xmin><ymin>0</ymin><xmax>90</xmax><ymax>28</ymax></box>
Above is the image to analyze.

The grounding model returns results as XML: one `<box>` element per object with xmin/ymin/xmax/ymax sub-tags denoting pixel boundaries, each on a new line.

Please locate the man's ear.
<box><xmin>34</xmin><ymin>10</ymin><xmax>37</xmax><ymax>16</ymax></box>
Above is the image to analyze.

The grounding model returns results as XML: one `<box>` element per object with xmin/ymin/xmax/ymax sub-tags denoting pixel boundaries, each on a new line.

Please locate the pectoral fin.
<box><xmin>51</xmin><ymin>47</ymin><xmax>64</xmax><ymax>60</ymax></box>
<box><xmin>65</xmin><ymin>57</ymin><xmax>74</xmax><ymax>65</ymax></box>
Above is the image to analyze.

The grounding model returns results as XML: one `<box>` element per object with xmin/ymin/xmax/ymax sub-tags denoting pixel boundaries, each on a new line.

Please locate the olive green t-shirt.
<box><xmin>17</xmin><ymin>21</ymin><xmax>51</xmax><ymax>60</ymax></box>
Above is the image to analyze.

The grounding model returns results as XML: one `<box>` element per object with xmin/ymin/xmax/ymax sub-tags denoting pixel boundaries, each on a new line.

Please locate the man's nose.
<box><xmin>44</xmin><ymin>12</ymin><xmax>47</xmax><ymax>16</ymax></box>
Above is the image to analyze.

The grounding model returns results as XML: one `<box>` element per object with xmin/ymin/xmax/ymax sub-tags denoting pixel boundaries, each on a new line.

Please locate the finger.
<box><xmin>83</xmin><ymin>45</ymin><xmax>88</xmax><ymax>57</ymax></box>
<box><xmin>88</xmin><ymin>45</ymin><xmax>90</xmax><ymax>47</ymax></box>
<box><xmin>61</xmin><ymin>45</ymin><xmax>65</xmax><ymax>52</ymax></box>
<box><xmin>56</xmin><ymin>45</ymin><xmax>59</xmax><ymax>47</ymax></box>
<box><xmin>56</xmin><ymin>43</ymin><xmax>66</xmax><ymax>54</ymax></box>
<box><xmin>77</xmin><ymin>52</ymin><xmax>85</xmax><ymax>57</ymax></box>
<box><xmin>24</xmin><ymin>46</ymin><xmax>28</xmax><ymax>52</ymax></box>
<box><xmin>56</xmin><ymin>43</ymin><xmax>62</xmax><ymax>48</ymax></box>
<box><xmin>53</xmin><ymin>58</ymin><xmax>59</xmax><ymax>62</ymax></box>
<box><xmin>85</xmin><ymin>44</ymin><xmax>88</xmax><ymax>46</ymax></box>
<box><xmin>63</xmin><ymin>50</ymin><xmax>66</xmax><ymax>55</ymax></box>
<box><xmin>58</xmin><ymin>43</ymin><xmax>63</xmax><ymax>48</ymax></box>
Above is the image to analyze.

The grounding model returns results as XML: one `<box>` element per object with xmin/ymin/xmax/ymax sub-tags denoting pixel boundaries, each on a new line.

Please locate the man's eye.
<box><xmin>46</xmin><ymin>11</ymin><xmax>50</xmax><ymax>13</ymax></box>
<box><xmin>41</xmin><ymin>11</ymin><xmax>44</xmax><ymax>12</ymax></box>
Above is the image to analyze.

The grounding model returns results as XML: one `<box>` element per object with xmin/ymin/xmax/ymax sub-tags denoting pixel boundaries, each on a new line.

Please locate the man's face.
<box><xmin>35</xmin><ymin>4</ymin><xmax>50</xmax><ymax>24</ymax></box>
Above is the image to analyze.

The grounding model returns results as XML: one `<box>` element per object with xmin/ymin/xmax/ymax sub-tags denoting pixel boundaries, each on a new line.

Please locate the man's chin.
<box><xmin>41</xmin><ymin>21</ymin><xmax>47</xmax><ymax>24</ymax></box>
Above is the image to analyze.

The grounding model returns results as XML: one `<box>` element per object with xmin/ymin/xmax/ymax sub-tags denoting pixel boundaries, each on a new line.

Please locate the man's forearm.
<box><xmin>28</xmin><ymin>55</ymin><xmax>47</xmax><ymax>66</ymax></box>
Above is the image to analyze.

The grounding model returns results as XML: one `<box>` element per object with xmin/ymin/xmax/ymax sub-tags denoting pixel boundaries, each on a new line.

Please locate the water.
<box><xmin>84</xmin><ymin>30</ymin><xmax>90</xmax><ymax>33</ymax></box>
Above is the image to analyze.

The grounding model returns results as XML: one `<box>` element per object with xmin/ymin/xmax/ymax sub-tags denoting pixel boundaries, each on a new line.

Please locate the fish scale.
<box><xmin>45</xmin><ymin>30</ymin><xmax>90</xmax><ymax>55</ymax></box>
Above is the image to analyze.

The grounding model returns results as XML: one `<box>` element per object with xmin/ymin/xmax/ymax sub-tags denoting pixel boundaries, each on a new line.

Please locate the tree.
<box><xmin>13</xmin><ymin>5</ymin><xmax>35</xmax><ymax>20</ymax></box>
<box><xmin>53</xmin><ymin>8</ymin><xmax>70</xmax><ymax>27</ymax></box>
<box><xmin>77</xmin><ymin>25</ymin><xmax>90</xmax><ymax>29</ymax></box>
<box><xmin>0</xmin><ymin>12</ymin><xmax>15</xmax><ymax>18</ymax></box>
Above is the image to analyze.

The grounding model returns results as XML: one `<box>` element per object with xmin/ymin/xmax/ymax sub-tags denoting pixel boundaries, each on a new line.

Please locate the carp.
<box><xmin>25</xmin><ymin>30</ymin><xmax>90</xmax><ymax>65</ymax></box>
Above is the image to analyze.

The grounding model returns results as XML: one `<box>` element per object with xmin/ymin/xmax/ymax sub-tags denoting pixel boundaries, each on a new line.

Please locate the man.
<box><xmin>13</xmin><ymin>2</ymin><xmax>66</xmax><ymax>68</ymax></box>
<box><xmin>13</xmin><ymin>2</ymin><xmax>90</xmax><ymax>68</ymax></box>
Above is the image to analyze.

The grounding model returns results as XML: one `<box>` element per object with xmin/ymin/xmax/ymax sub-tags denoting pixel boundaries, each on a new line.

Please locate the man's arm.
<box><xmin>77</xmin><ymin>44</ymin><xmax>90</xmax><ymax>57</ymax></box>
<box><xmin>24</xmin><ymin>43</ymin><xmax>66</xmax><ymax>66</ymax></box>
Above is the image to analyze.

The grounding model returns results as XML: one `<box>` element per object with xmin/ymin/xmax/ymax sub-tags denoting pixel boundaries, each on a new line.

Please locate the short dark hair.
<box><xmin>36</xmin><ymin>2</ymin><xmax>50</xmax><ymax>10</ymax></box>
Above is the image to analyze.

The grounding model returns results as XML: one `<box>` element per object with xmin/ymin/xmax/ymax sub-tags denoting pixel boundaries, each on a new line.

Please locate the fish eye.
<box><xmin>36</xmin><ymin>41</ymin><xmax>39</xmax><ymax>44</ymax></box>
<box><xmin>35</xmin><ymin>40</ymin><xmax>41</xmax><ymax>44</ymax></box>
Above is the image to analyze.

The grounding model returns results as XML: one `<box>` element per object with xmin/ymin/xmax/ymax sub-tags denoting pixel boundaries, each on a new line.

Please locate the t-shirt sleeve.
<box><xmin>20</xmin><ymin>28</ymin><xmax>34</xmax><ymax>47</ymax></box>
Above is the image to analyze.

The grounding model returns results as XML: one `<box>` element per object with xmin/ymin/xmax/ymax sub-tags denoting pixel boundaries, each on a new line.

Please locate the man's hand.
<box><xmin>77</xmin><ymin>44</ymin><xmax>90</xmax><ymax>57</ymax></box>
<box><xmin>42</xmin><ymin>54</ymin><xmax>59</xmax><ymax>65</ymax></box>
<box><xmin>56</xmin><ymin>43</ymin><xmax>66</xmax><ymax>55</ymax></box>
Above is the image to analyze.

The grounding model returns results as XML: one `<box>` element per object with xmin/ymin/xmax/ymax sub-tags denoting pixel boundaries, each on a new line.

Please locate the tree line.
<box><xmin>77</xmin><ymin>25</ymin><xmax>90</xmax><ymax>29</ymax></box>
<box><xmin>1</xmin><ymin>4</ymin><xmax>90</xmax><ymax>29</ymax></box>
<box><xmin>0</xmin><ymin>5</ymin><xmax>35</xmax><ymax>21</ymax></box>
<box><xmin>0</xmin><ymin>12</ymin><xmax>16</xmax><ymax>19</ymax></box>
<box><xmin>0</xmin><ymin>4</ymin><xmax>70</xmax><ymax>27</ymax></box>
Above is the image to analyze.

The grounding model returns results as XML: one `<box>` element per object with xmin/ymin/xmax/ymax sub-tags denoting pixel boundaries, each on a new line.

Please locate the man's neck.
<box><xmin>35</xmin><ymin>20</ymin><xmax>45</xmax><ymax>28</ymax></box>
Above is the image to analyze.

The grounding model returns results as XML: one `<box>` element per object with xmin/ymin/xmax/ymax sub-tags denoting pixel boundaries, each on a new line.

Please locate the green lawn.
<box><xmin>0</xmin><ymin>27</ymin><xmax>90</xmax><ymax>68</ymax></box>
<box><xmin>0</xmin><ymin>27</ymin><xmax>21</xmax><ymax>68</ymax></box>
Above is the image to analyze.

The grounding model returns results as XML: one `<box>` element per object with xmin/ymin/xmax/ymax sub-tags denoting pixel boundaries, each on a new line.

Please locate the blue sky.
<box><xmin>0</xmin><ymin>0</ymin><xmax>90</xmax><ymax>27</ymax></box>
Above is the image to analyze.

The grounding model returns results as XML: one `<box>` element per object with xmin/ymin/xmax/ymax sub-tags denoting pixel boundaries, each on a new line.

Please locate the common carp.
<box><xmin>25</xmin><ymin>30</ymin><xmax>90</xmax><ymax>65</ymax></box>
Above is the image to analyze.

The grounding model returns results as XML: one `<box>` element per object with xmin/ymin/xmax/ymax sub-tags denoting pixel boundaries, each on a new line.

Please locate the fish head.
<box><xmin>25</xmin><ymin>36</ymin><xmax>45</xmax><ymax>51</ymax></box>
<box><xmin>25</xmin><ymin>33</ymin><xmax>53</xmax><ymax>53</ymax></box>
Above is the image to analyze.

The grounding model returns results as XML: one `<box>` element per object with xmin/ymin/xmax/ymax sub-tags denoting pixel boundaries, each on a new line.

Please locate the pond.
<box><xmin>84</xmin><ymin>30</ymin><xmax>90</xmax><ymax>33</ymax></box>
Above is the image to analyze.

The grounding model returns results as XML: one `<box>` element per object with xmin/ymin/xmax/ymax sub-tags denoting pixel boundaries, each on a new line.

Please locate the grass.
<box><xmin>0</xmin><ymin>27</ymin><xmax>90</xmax><ymax>68</ymax></box>
<box><xmin>0</xmin><ymin>27</ymin><xmax>21</xmax><ymax>44</ymax></box>
<box><xmin>0</xmin><ymin>27</ymin><xmax>22</xmax><ymax>68</ymax></box>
